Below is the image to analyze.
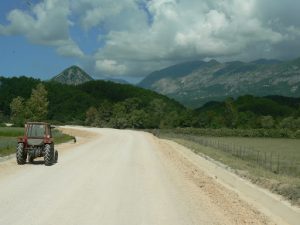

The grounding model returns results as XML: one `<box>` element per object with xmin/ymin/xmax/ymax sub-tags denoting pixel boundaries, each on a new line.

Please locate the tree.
<box><xmin>85</xmin><ymin>107</ymin><xmax>98</xmax><ymax>126</ymax></box>
<box><xmin>279</xmin><ymin>117</ymin><xmax>294</xmax><ymax>129</ymax></box>
<box><xmin>148</xmin><ymin>99</ymin><xmax>167</xmax><ymax>128</ymax></box>
<box><xmin>224</xmin><ymin>98</ymin><xmax>238</xmax><ymax>128</ymax></box>
<box><xmin>26</xmin><ymin>83</ymin><xmax>49</xmax><ymax>121</ymax></box>
<box><xmin>97</xmin><ymin>101</ymin><xmax>113</xmax><ymax>127</ymax></box>
<box><xmin>260</xmin><ymin>116</ymin><xmax>275</xmax><ymax>129</ymax></box>
<box><xmin>128</xmin><ymin>110</ymin><xmax>148</xmax><ymax>128</ymax></box>
<box><xmin>279</xmin><ymin>116</ymin><xmax>300</xmax><ymax>130</ymax></box>
<box><xmin>10</xmin><ymin>96</ymin><xmax>26</xmax><ymax>126</ymax></box>
<box><xmin>0</xmin><ymin>110</ymin><xmax>5</xmax><ymax>124</ymax></box>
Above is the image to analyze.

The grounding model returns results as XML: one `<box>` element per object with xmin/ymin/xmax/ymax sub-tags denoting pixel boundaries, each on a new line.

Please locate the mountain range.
<box><xmin>139</xmin><ymin>58</ymin><xmax>300</xmax><ymax>107</ymax></box>
<box><xmin>13</xmin><ymin>57</ymin><xmax>300</xmax><ymax>108</ymax></box>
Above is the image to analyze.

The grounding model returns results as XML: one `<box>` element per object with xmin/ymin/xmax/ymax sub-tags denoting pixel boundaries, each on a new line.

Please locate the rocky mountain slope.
<box><xmin>139</xmin><ymin>58</ymin><xmax>300</xmax><ymax>107</ymax></box>
<box><xmin>52</xmin><ymin>65</ymin><xmax>93</xmax><ymax>85</ymax></box>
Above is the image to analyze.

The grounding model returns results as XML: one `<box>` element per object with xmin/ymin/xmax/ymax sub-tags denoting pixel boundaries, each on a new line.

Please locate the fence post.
<box><xmin>277</xmin><ymin>153</ymin><xmax>280</xmax><ymax>174</ymax></box>
<box><xmin>264</xmin><ymin>152</ymin><xmax>267</xmax><ymax>169</ymax></box>
<box><xmin>270</xmin><ymin>152</ymin><xmax>273</xmax><ymax>172</ymax></box>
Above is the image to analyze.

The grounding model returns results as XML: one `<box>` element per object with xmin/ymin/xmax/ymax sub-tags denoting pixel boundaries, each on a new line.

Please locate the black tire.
<box><xmin>16</xmin><ymin>143</ymin><xmax>26</xmax><ymax>165</ymax></box>
<box><xmin>28</xmin><ymin>154</ymin><xmax>34</xmax><ymax>163</ymax></box>
<box><xmin>44</xmin><ymin>144</ymin><xmax>53</xmax><ymax>166</ymax></box>
<box><xmin>54</xmin><ymin>150</ymin><xmax>58</xmax><ymax>163</ymax></box>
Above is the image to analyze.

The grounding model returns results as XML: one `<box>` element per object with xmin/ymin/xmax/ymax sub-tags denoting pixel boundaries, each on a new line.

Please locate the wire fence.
<box><xmin>159</xmin><ymin>132</ymin><xmax>300</xmax><ymax>177</ymax></box>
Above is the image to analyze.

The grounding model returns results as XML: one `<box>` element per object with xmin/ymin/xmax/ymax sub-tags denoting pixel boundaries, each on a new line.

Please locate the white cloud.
<box><xmin>1</xmin><ymin>0</ymin><xmax>300</xmax><ymax>77</ymax></box>
<box><xmin>56</xmin><ymin>40</ymin><xmax>85</xmax><ymax>58</ymax></box>
<box><xmin>95</xmin><ymin>59</ymin><xmax>127</xmax><ymax>76</ymax></box>
<box><xmin>0</xmin><ymin>0</ymin><xmax>83</xmax><ymax>58</ymax></box>
<box><xmin>92</xmin><ymin>0</ymin><xmax>289</xmax><ymax>76</ymax></box>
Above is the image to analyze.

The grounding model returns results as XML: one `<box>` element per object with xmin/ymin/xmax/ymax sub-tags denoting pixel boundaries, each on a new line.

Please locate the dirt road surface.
<box><xmin>0</xmin><ymin>127</ymin><xmax>297</xmax><ymax>225</ymax></box>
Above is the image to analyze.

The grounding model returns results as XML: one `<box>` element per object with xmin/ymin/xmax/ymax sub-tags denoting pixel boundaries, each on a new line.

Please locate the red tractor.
<box><xmin>16</xmin><ymin>122</ymin><xmax>58</xmax><ymax>166</ymax></box>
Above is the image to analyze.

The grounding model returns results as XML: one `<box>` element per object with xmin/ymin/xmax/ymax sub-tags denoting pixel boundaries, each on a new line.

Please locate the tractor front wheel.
<box><xmin>16</xmin><ymin>143</ymin><xmax>26</xmax><ymax>165</ymax></box>
<box><xmin>44</xmin><ymin>144</ymin><xmax>53</xmax><ymax>166</ymax></box>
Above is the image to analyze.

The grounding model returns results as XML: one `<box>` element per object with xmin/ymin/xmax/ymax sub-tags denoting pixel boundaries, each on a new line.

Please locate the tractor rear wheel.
<box><xmin>16</xmin><ymin>143</ymin><xmax>26</xmax><ymax>165</ymax></box>
<box><xmin>44</xmin><ymin>144</ymin><xmax>53</xmax><ymax>166</ymax></box>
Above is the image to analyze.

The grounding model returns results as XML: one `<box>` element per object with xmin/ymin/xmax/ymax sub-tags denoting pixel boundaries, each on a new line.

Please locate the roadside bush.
<box><xmin>160</xmin><ymin>127</ymin><xmax>299</xmax><ymax>139</ymax></box>
<box><xmin>295</xmin><ymin>130</ymin><xmax>300</xmax><ymax>138</ymax></box>
<box><xmin>260</xmin><ymin>116</ymin><xmax>275</xmax><ymax>129</ymax></box>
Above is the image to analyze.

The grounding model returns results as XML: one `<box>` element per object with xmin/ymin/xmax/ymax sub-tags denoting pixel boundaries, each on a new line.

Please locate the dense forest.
<box><xmin>0</xmin><ymin>76</ymin><xmax>186</xmax><ymax>128</ymax></box>
<box><xmin>195</xmin><ymin>95</ymin><xmax>300</xmax><ymax>130</ymax></box>
<box><xmin>0</xmin><ymin>76</ymin><xmax>300</xmax><ymax>133</ymax></box>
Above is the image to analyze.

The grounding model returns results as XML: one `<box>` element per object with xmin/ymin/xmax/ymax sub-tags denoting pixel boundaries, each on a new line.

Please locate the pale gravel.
<box><xmin>0</xmin><ymin>127</ymin><xmax>280</xmax><ymax>225</ymax></box>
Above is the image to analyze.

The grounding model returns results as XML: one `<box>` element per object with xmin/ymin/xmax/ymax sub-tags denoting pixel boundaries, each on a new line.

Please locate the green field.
<box><xmin>0</xmin><ymin>127</ymin><xmax>74</xmax><ymax>157</ymax></box>
<box><xmin>0</xmin><ymin>127</ymin><xmax>24</xmax><ymax>137</ymax></box>
<box><xmin>160</xmin><ymin>131</ymin><xmax>300</xmax><ymax>205</ymax></box>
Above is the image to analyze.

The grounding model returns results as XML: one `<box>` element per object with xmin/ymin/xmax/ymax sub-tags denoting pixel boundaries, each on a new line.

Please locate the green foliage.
<box><xmin>2</xmin><ymin>76</ymin><xmax>300</xmax><ymax>131</ymax></box>
<box><xmin>260</xmin><ymin>116</ymin><xmax>275</xmax><ymax>129</ymax></box>
<box><xmin>0</xmin><ymin>111</ymin><xmax>6</xmax><ymax>123</ymax></box>
<box><xmin>52</xmin><ymin>129</ymin><xmax>75</xmax><ymax>144</ymax></box>
<box><xmin>85</xmin><ymin>107</ymin><xmax>98</xmax><ymax>126</ymax></box>
<box><xmin>0</xmin><ymin>127</ymin><xmax>24</xmax><ymax>137</ymax></box>
<box><xmin>279</xmin><ymin>117</ymin><xmax>300</xmax><ymax>130</ymax></box>
<box><xmin>224</xmin><ymin>98</ymin><xmax>238</xmax><ymax>128</ymax></box>
<box><xmin>195</xmin><ymin>95</ymin><xmax>300</xmax><ymax>130</ymax></box>
<box><xmin>25</xmin><ymin>83</ymin><xmax>49</xmax><ymax>121</ymax></box>
<box><xmin>10</xmin><ymin>97</ymin><xmax>26</xmax><ymax>126</ymax></box>
<box><xmin>0</xmin><ymin>76</ymin><xmax>40</xmax><ymax>115</ymax></box>
<box><xmin>162</xmin><ymin>127</ymin><xmax>299</xmax><ymax>139</ymax></box>
<box><xmin>9</xmin><ymin>83</ymin><xmax>49</xmax><ymax>125</ymax></box>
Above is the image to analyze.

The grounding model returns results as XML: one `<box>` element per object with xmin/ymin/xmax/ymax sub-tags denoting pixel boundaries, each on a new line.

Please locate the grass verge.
<box><xmin>0</xmin><ymin>127</ymin><xmax>74</xmax><ymax>157</ymax></box>
<box><xmin>159</xmin><ymin>132</ymin><xmax>300</xmax><ymax>206</ymax></box>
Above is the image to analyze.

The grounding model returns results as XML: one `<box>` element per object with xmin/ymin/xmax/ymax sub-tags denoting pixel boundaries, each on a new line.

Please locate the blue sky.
<box><xmin>1</xmin><ymin>0</ymin><xmax>300</xmax><ymax>83</ymax></box>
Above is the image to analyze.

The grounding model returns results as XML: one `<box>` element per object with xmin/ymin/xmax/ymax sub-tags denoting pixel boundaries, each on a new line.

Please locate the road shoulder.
<box><xmin>154</xmin><ymin>136</ymin><xmax>300</xmax><ymax>225</ymax></box>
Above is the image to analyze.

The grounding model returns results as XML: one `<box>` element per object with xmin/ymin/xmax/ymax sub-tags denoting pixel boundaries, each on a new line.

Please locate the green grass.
<box><xmin>0</xmin><ymin>127</ymin><xmax>74</xmax><ymax>157</ymax></box>
<box><xmin>0</xmin><ymin>137</ymin><xmax>17</xmax><ymax>157</ymax></box>
<box><xmin>0</xmin><ymin>127</ymin><xmax>24</xmax><ymax>137</ymax></box>
<box><xmin>160</xmin><ymin>131</ymin><xmax>300</xmax><ymax>205</ymax></box>
<box><xmin>52</xmin><ymin>129</ymin><xmax>74</xmax><ymax>144</ymax></box>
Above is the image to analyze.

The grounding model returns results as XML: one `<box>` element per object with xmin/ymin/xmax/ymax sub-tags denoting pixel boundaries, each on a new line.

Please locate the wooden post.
<box><xmin>270</xmin><ymin>152</ymin><xmax>273</xmax><ymax>172</ymax></box>
<box><xmin>264</xmin><ymin>152</ymin><xmax>267</xmax><ymax>169</ymax></box>
<box><xmin>277</xmin><ymin>153</ymin><xmax>280</xmax><ymax>174</ymax></box>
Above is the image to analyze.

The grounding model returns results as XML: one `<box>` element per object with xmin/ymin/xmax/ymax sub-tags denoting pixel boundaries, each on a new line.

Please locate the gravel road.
<box><xmin>0</xmin><ymin>127</ymin><xmax>282</xmax><ymax>225</ymax></box>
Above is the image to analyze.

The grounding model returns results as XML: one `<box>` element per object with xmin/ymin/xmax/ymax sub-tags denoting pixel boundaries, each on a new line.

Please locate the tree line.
<box><xmin>1</xmin><ymin>76</ymin><xmax>300</xmax><ymax>133</ymax></box>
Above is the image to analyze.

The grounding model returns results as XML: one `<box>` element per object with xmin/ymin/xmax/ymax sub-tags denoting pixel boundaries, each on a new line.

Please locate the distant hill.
<box><xmin>52</xmin><ymin>66</ymin><xmax>93</xmax><ymax>85</ymax></box>
<box><xmin>197</xmin><ymin>95</ymin><xmax>300</xmax><ymax>117</ymax></box>
<box><xmin>139</xmin><ymin>58</ymin><xmax>300</xmax><ymax>108</ymax></box>
<box><xmin>102</xmin><ymin>77</ymin><xmax>129</xmax><ymax>84</ymax></box>
<box><xmin>0</xmin><ymin>76</ymin><xmax>184</xmax><ymax>127</ymax></box>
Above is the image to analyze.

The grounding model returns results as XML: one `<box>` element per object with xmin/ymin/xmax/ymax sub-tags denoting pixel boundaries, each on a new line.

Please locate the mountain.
<box><xmin>52</xmin><ymin>65</ymin><xmax>93</xmax><ymax>85</ymax></box>
<box><xmin>139</xmin><ymin>58</ymin><xmax>300</xmax><ymax>108</ymax></box>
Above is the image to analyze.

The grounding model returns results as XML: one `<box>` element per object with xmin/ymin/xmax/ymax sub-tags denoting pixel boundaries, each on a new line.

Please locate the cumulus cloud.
<box><xmin>1</xmin><ymin>0</ymin><xmax>300</xmax><ymax>77</ymax></box>
<box><xmin>92</xmin><ymin>0</ymin><xmax>294</xmax><ymax>76</ymax></box>
<box><xmin>95</xmin><ymin>59</ymin><xmax>127</xmax><ymax>76</ymax></box>
<box><xmin>0</xmin><ymin>0</ymin><xmax>83</xmax><ymax>58</ymax></box>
